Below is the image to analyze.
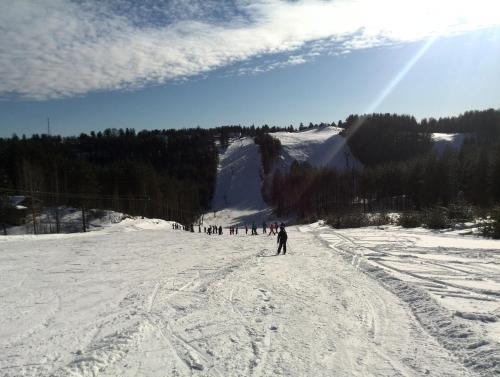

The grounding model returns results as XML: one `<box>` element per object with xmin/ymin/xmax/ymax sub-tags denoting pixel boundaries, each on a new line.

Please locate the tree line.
<box><xmin>0</xmin><ymin>128</ymin><xmax>219</xmax><ymax>224</ymax></box>
<box><xmin>1</xmin><ymin>108</ymin><xmax>499</xmax><ymax>229</ymax></box>
<box><xmin>268</xmin><ymin>109</ymin><xmax>500</xmax><ymax>225</ymax></box>
<box><xmin>0</xmin><ymin>124</ymin><xmax>291</xmax><ymax>227</ymax></box>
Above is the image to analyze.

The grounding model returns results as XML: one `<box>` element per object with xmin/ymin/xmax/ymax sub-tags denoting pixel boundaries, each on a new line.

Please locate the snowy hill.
<box><xmin>207</xmin><ymin>137</ymin><xmax>272</xmax><ymax>227</ymax></box>
<box><xmin>3</xmin><ymin>219</ymin><xmax>497</xmax><ymax>376</ymax></box>
<box><xmin>211</xmin><ymin>137</ymin><xmax>267</xmax><ymax>213</ymax></box>
<box><xmin>3</xmin><ymin>128</ymin><xmax>500</xmax><ymax>376</ymax></box>
<box><xmin>207</xmin><ymin>127</ymin><xmax>359</xmax><ymax>226</ymax></box>
<box><xmin>207</xmin><ymin>129</ymin><xmax>469</xmax><ymax>227</ymax></box>
<box><xmin>273</xmin><ymin>126</ymin><xmax>361</xmax><ymax>170</ymax></box>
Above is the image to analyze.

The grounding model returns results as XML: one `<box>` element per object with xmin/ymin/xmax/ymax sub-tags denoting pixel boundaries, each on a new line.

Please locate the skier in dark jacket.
<box><xmin>276</xmin><ymin>224</ymin><xmax>288</xmax><ymax>255</ymax></box>
<box><xmin>251</xmin><ymin>221</ymin><xmax>257</xmax><ymax>235</ymax></box>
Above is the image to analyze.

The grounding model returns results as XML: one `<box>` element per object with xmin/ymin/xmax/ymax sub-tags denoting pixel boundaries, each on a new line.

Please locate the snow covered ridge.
<box><xmin>315</xmin><ymin>223</ymin><xmax>500</xmax><ymax>376</ymax></box>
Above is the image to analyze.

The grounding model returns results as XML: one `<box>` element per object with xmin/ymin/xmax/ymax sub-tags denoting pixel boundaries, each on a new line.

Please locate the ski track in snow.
<box><xmin>0</xmin><ymin>219</ymin><xmax>481</xmax><ymax>377</ymax></box>
<box><xmin>315</xmin><ymin>224</ymin><xmax>500</xmax><ymax>376</ymax></box>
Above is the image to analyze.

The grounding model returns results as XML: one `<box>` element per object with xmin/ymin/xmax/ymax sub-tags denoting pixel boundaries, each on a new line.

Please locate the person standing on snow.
<box><xmin>262</xmin><ymin>221</ymin><xmax>267</xmax><ymax>234</ymax></box>
<box><xmin>276</xmin><ymin>224</ymin><xmax>288</xmax><ymax>255</ymax></box>
<box><xmin>251</xmin><ymin>221</ymin><xmax>257</xmax><ymax>235</ymax></box>
<box><xmin>269</xmin><ymin>223</ymin><xmax>275</xmax><ymax>235</ymax></box>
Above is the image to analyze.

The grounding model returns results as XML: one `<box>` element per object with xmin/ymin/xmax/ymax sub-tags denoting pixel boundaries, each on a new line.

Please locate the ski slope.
<box><xmin>316</xmin><ymin>223</ymin><xmax>500</xmax><ymax>375</ymax></box>
<box><xmin>209</xmin><ymin>137</ymin><xmax>271</xmax><ymax>227</ymax></box>
<box><xmin>208</xmin><ymin>128</ymin><xmax>358</xmax><ymax>227</ymax></box>
<box><xmin>207</xmin><ymin>129</ymin><xmax>465</xmax><ymax>227</ymax></box>
<box><xmin>2</xmin><ymin>130</ymin><xmax>499</xmax><ymax>376</ymax></box>
<box><xmin>0</xmin><ymin>218</ymin><xmax>484</xmax><ymax>376</ymax></box>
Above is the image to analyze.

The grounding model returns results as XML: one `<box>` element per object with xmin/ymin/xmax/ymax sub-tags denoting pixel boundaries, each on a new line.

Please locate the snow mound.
<box><xmin>117</xmin><ymin>217</ymin><xmax>172</xmax><ymax>231</ymax></box>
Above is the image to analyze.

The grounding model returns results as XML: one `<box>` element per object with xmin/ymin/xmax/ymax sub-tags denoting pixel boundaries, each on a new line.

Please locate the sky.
<box><xmin>0</xmin><ymin>0</ymin><xmax>499</xmax><ymax>137</ymax></box>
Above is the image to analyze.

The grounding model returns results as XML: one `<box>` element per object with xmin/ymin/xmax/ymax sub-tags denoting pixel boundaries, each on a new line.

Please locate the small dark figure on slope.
<box><xmin>276</xmin><ymin>224</ymin><xmax>287</xmax><ymax>255</ymax></box>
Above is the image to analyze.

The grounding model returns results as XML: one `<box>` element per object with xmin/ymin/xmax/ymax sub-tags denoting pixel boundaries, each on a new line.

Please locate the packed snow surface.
<box><xmin>318</xmin><ymin>224</ymin><xmax>500</xmax><ymax>375</ymax></box>
<box><xmin>1</xmin><ymin>218</ymin><xmax>490</xmax><ymax>376</ymax></box>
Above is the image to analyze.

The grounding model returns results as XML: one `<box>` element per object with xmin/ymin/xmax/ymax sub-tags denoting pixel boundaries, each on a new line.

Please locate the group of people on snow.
<box><xmin>203</xmin><ymin>225</ymin><xmax>222</xmax><ymax>235</ymax></box>
<box><xmin>172</xmin><ymin>220</ymin><xmax>288</xmax><ymax>255</ymax></box>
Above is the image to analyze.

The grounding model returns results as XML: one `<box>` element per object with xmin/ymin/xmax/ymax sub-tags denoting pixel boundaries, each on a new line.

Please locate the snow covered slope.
<box><xmin>212</xmin><ymin>137</ymin><xmax>267</xmax><ymax>212</ymax></box>
<box><xmin>208</xmin><ymin>137</ymin><xmax>271</xmax><ymax>226</ymax></box>
<box><xmin>316</xmin><ymin>223</ymin><xmax>500</xmax><ymax>375</ymax></box>
<box><xmin>0</xmin><ymin>219</ymin><xmax>481</xmax><ymax>376</ymax></box>
<box><xmin>208</xmin><ymin>128</ymin><xmax>358</xmax><ymax>226</ymax></box>
<box><xmin>432</xmin><ymin>133</ymin><xmax>467</xmax><ymax>153</ymax></box>
<box><xmin>273</xmin><ymin>126</ymin><xmax>361</xmax><ymax>171</ymax></box>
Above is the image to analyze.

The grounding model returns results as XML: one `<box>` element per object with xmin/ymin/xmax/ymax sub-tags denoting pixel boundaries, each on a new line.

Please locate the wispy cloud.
<box><xmin>1</xmin><ymin>0</ymin><xmax>499</xmax><ymax>100</ymax></box>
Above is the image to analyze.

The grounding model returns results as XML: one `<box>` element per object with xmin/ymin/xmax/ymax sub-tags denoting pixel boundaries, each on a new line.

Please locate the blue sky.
<box><xmin>0</xmin><ymin>0</ymin><xmax>499</xmax><ymax>137</ymax></box>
